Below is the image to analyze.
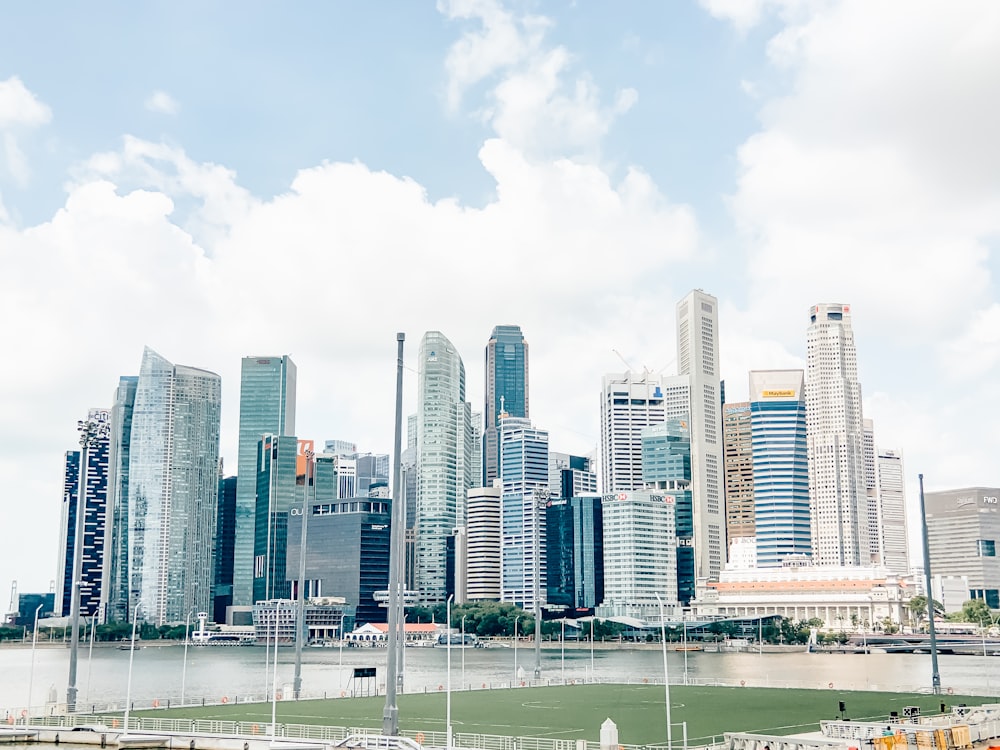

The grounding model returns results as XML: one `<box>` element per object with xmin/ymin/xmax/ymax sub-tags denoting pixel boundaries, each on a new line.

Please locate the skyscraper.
<box><xmin>466</xmin><ymin>486</ymin><xmax>502</xmax><ymax>601</ymax></box>
<box><xmin>253</xmin><ymin>434</ymin><xmax>299</xmax><ymax>602</ymax></box>
<box><xmin>483</xmin><ymin>325</ymin><xmax>529</xmax><ymax>486</ymax></box>
<box><xmin>234</xmin><ymin>355</ymin><xmax>296</xmax><ymax>607</ymax></box>
<box><xmin>415</xmin><ymin>331</ymin><xmax>474</xmax><ymax>604</ymax></box>
<box><xmin>499</xmin><ymin>417</ymin><xmax>549</xmax><ymax>609</ymax></box>
<box><xmin>749</xmin><ymin>370</ymin><xmax>811</xmax><ymax>568</ymax></box>
<box><xmin>722</xmin><ymin>402</ymin><xmax>754</xmax><ymax>545</ymax></box>
<box><xmin>676</xmin><ymin>289</ymin><xmax>725</xmax><ymax>581</ymax></box>
<box><xmin>805</xmin><ymin>303</ymin><xmax>870</xmax><ymax>566</ymax></box>
<box><xmin>546</xmin><ymin>495</ymin><xmax>604</xmax><ymax>611</ymax></box>
<box><xmin>128</xmin><ymin>347</ymin><xmax>221</xmax><ymax>625</ymax></box>
<box><xmin>874</xmin><ymin>449</ymin><xmax>909</xmax><ymax>573</ymax></box>
<box><xmin>213</xmin><ymin>472</ymin><xmax>237</xmax><ymax>624</ymax></box>
<box><xmin>105</xmin><ymin>376</ymin><xmax>138</xmax><ymax>622</ymax></box>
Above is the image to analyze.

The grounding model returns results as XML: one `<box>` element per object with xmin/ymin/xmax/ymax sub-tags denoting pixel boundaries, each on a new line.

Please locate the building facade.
<box><xmin>128</xmin><ymin>347</ymin><xmax>222</xmax><ymax>625</ymax></box>
<box><xmin>546</xmin><ymin>495</ymin><xmax>604</xmax><ymax>611</ymax></box>
<box><xmin>723</xmin><ymin>402</ymin><xmax>755</xmax><ymax>545</ymax></box>
<box><xmin>924</xmin><ymin>487</ymin><xmax>1000</xmax><ymax>608</ymax></box>
<box><xmin>874</xmin><ymin>449</ymin><xmax>909</xmax><ymax>573</ymax></box>
<box><xmin>234</xmin><ymin>355</ymin><xmax>296</xmax><ymax>607</ymax></box>
<box><xmin>483</xmin><ymin>325</ymin><xmax>529</xmax><ymax>487</ymax></box>
<box><xmin>599</xmin><ymin>372</ymin><xmax>668</xmax><ymax>493</ymax></box>
<box><xmin>253</xmin><ymin>434</ymin><xmax>300</xmax><ymax>603</ymax></box>
<box><xmin>676</xmin><ymin>289</ymin><xmax>725</xmax><ymax>583</ymax></box>
<box><xmin>105</xmin><ymin>376</ymin><xmax>138</xmax><ymax>622</ymax></box>
<box><xmin>806</xmin><ymin>303</ymin><xmax>870</xmax><ymax>566</ymax></box>
<box><xmin>466</xmin><ymin>486</ymin><xmax>502</xmax><ymax>601</ymax></box>
<box><xmin>548</xmin><ymin>452</ymin><xmax>597</xmax><ymax>499</ymax></box>
<box><xmin>749</xmin><ymin>370</ymin><xmax>811</xmax><ymax>568</ymax></box>
<box><xmin>415</xmin><ymin>331</ymin><xmax>474</xmax><ymax>604</ymax></box>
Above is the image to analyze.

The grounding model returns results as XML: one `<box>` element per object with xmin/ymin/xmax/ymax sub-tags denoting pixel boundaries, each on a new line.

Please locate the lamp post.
<box><xmin>26</xmin><ymin>604</ymin><xmax>43</xmax><ymax>721</ymax></box>
<box><xmin>513</xmin><ymin>616</ymin><xmax>520</xmax><ymax>685</ymax></box>
<box><xmin>533</xmin><ymin>491</ymin><xmax>550</xmax><ymax>680</ymax></box>
<box><xmin>294</xmin><ymin>448</ymin><xmax>314</xmax><ymax>700</ymax></box>
<box><xmin>271</xmin><ymin>602</ymin><xmax>280</xmax><ymax>739</ymax></box>
<box><xmin>181</xmin><ymin>610</ymin><xmax>193</xmax><ymax>705</ymax></box>
<box><xmin>446</xmin><ymin>594</ymin><xmax>453</xmax><ymax>750</ymax></box>
<box><xmin>561</xmin><ymin>620</ymin><xmax>565</xmax><ymax>684</ymax></box>
<box><xmin>68</xmin><ymin>415</ymin><xmax>110</xmax><ymax>712</ymax></box>
<box><xmin>85</xmin><ymin>607</ymin><xmax>100</xmax><ymax>705</ymax></box>
<box><xmin>655</xmin><ymin>593</ymin><xmax>672</xmax><ymax>750</ymax></box>
<box><xmin>461</xmin><ymin>615</ymin><xmax>467</xmax><ymax>690</ymax></box>
<box><xmin>123</xmin><ymin>603</ymin><xmax>142</xmax><ymax>734</ymax></box>
<box><xmin>590</xmin><ymin>620</ymin><xmax>595</xmax><ymax>683</ymax></box>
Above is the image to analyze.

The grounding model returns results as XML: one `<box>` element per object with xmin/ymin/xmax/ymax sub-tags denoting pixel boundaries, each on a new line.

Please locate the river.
<box><xmin>2</xmin><ymin>642</ymin><xmax>997</xmax><ymax>716</ymax></box>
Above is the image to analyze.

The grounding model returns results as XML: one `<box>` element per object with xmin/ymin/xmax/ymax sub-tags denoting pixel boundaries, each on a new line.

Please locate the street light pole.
<box><xmin>294</xmin><ymin>448</ymin><xmax>314</xmax><ymax>700</ymax></box>
<box><xmin>513</xmin><ymin>616</ymin><xmax>520</xmax><ymax>685</ymax></box>
<box><xmin>655</xmin><ymin>593</ymin><xmax>672</xmax><ymax>750</ymax></box>
<box><xmin>123</xmin><ymin>603</ymin><xmax>142</xmax><ymax>734</ymax></box>
<box><xmin>446</xmin><ymin>594</ymin><xmax>453</xmax><ymax>750</ymax></box>
<box><xmin>461</xmin><ymin>615</ymin><xmax>467</xmax><ymax>690</ymax></box>
<box><xmin>26</xmin><ymin>604</ymin><xmax>43</xmax><ymax>720</ymax></box>
<box><xmin>383</xmin><ymin>333</ymin><xmax>405</xmax><ymax>738</ymax></box>
<box><xmin>181</xmin><ymin>610</ymin><xmax>193</xmax><ymax>705</ymax></box>
<box><xmin>533</xmin><ymin>491</ymin><xmax>549</xmax><ymax>680</ymax></box>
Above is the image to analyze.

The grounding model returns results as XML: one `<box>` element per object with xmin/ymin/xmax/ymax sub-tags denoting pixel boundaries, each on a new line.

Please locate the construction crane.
<box><xmin>6</xmin><ymin>580</ymin><xmax>17</xmax><ymax>625</ymax></box>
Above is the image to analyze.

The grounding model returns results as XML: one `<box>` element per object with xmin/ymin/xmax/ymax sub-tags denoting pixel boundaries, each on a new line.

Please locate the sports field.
<box><xmin>138</xmin><ymin>684</ymin><xmax>982</xmax><ymax>744</ymax></box>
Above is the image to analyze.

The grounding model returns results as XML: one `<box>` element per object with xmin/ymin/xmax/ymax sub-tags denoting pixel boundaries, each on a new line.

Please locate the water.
<box><xmin>2</xmin><ymin>642</ymin><xmax>998</xmax><ymax>716</ymax></box>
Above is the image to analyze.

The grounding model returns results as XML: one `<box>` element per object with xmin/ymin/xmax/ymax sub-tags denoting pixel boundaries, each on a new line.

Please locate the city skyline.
<box><xmin>2</xmin><ymin>1</ymin><xmax>999</xmax><ymax>602</ymax></box>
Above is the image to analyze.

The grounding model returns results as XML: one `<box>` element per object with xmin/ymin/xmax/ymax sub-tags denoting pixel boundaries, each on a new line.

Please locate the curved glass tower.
<box><xmin>415</xmin><ymin>331</ymin><xmax>473</xmax><ymax>604</ymax></box>
<box><xmin>128</xmin><ymin>347</ymin><xmax>221</xmax><ymax>625</ymax></box>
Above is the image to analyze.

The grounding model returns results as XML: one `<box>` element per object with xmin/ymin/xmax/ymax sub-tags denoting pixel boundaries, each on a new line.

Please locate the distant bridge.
<box><xmin>846</xmin><ymin>634</ymin><xmax>1000</xmax><ymax>654</ymax></box>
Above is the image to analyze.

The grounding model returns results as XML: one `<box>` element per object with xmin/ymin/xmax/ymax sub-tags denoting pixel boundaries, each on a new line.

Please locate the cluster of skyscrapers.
<box><xmin>52</xmin><ymin>291</ymin><xmax>997</xmax><ymax>631</ymax></box>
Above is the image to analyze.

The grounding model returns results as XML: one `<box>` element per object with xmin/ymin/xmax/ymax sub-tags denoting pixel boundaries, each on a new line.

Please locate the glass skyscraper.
<box><xmin>128</xmin><ymin>347</ymin><xmax>221</xmax><ymax>625</ymax></box>
<box><xmin>749</xmin><ymin>370</ymin><xmax>811</xmax><ymax>567</ymax></box>
<box><xmin>483</xmin><ymin>325</ymin><xmax>528</xmax><ymax>487</ymax></box>
<box><xmin>252</xmin><ymin>434</ymin><xmax>299</xmax><ymax>602</ymax></box>
<box><xmin>546</xmin><ymin>495</ymin><xmax>603</xmax><ymax>611</ymax></box>
<box><xmin>106</xmin><ymin>376</ymin><xmax>138</xmax><ymax>622</ymax></box>
<box><xmin>234</xmin><ymin>355</ymin><xmax>296</xmax><ymax>607</ymax></box>
<box><xmin>415</xmin><ymin>331</ymin><xmax>474</xmax><ymax>604</ymax></box>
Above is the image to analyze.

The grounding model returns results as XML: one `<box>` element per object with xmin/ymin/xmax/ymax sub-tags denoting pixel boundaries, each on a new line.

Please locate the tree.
<box><xmin>908</xmin><ymin>595</ymin><xmax>944</xmax><ymax>625</ymax></box>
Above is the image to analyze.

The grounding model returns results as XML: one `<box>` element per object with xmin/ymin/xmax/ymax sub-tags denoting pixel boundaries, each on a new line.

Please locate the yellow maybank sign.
<box><xmin>762</xmin><ymin>389</ymin><xmax>796</xmax><ymax>398</ymax></box>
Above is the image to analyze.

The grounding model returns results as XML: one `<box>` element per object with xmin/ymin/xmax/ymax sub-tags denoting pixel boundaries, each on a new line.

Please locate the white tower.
<box><xmin>805</xmin><ymin>303</ymin><xmax>870</xmax><ymax>566</ymax></box>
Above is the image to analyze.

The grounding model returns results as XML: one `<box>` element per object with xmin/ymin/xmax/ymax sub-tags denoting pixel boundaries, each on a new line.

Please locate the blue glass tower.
<box><xmin>749</xmin><ymin>370</ymin><xmax>811</xmax><ymax>567</ymax></box>
<box><xmin>484</xmin><ymin>325</ymin><xmax>528</xmax><ymax>487</ymax></box>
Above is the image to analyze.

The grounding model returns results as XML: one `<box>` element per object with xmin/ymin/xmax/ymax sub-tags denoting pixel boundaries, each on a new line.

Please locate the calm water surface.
<box><xmin>2</xmin><ymin>642</ymin><xmax>998</xmax><ymax>715</ymax></box>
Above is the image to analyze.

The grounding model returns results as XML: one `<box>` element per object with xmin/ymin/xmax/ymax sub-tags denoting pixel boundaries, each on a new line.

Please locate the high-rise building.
<box><xmin>128</xmin><ymin>347</ymin><xmax>221</xmax><ymax>625</ymax></box>
<box><xmin>499</xmin><ymin>417</ymin><xmax>549</xmax><ymax>609</ymax></box>
<box><xmin>874</xmin><ymin>449</ymin><xmax>909</xmax><ymax>573</ymax></box>
<box><xmin>549</xmin><ymin>452</ymin><xmax>597</xmax><ymax>499</ymax></box>
<box><xmin>483</xmin><ymin>325</ymin><xmax>529</xmax><ymax>486</ymax></box>
<box><xmin>415</xmin><ymin>331</ymin><xmax>474</xmax><ymax>604</ymax></box>
<box><xmin>863</xmin><ymin>419</ymin><xmax>880</xmax><ymax>559</ymax></box>
<box><xmin>213</xmin><ymin>472</ymin><xmax>237</xmax><ymax>624</ymax></box>
<box><xmin>597</xmin><ymin>491</ymin><xmax>678</xmax><ymax>620</ymax></box>
<box><xmin>466</xmin><ymin>486</ymin><xmax>502</xmax><ymax>601</ymax></box>
<box><xmin>253</xmin><ymin>434</ymin><xmax>299</xmax><ymax>603</ymax></box>
<box><xmin>546</xmin><ymin>495</ymin><xmax>604</xmax><ymax>611</ymax></box>
<box><xmin>924</xmin><ymin>487</ymin><xmax>1000</xmax><ymax>608</ymax></box>
<box><xmin>676</xmin><ymin>289</ymin><xmax>725</xmax><ymax>582</ymax></box>
<box><xmin>105</xmin><ymin>376</ymin><xmax>138</xmax><ymax>622</ymax></box>
<box><xmin>749</xmin><ymin>370</ymin><xmax>811</xmax><ymax>568</ymax></box>
<box><xmin>805</xmin><ymin>303</ymin><xmax>870</xmax><ymax>566</ymax></box>
<box><xmin>599</xmin><ymin>372</ymin><xmax>668</xmax><ymax>493</ymax></box>
<box><xmin>642</xmin><ymin>419</ymin><xmax>694</xmax><ymax>604</ymax></box>
<box><xmin>56</xmin><ymin>409</ymin><xmax>111</xmax><ymax>619</ymax></box>
<box><xmin>723</xmin><ymin>402</ymin><xmax>755</xmax><ymax>546</ymax></box>
<box><xmin>235</xmin><ymin>356</ymin><xmax>296</xmax><ymax>607</ymax></box>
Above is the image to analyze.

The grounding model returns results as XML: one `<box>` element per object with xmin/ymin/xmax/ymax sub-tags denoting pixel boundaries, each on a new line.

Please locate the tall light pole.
<box><xmin>918</xmin><ymin>474</ymin><xmax>941</xmax><ymax>694</ymax></box>
<box><xmin>86</xmin><ymin>605</ymin><xmax>102</xmax><ymax>704</ymax></box>
<box><xmin>123</xmin><ymin>603</ymin><xmax>142</xmax><ymax>734</ymax></box>
<box><xmin>655</xmin><ymin>593</ymin><xmax>672</xmax><ymax>750</ymax></box>
<box><xmin>461</xmin><ymin>615</ymin><xmax>467</xmax><ymax>690</ymax></box>
<box><xmin>294</xmin><ymin>448</ymin><xmax>314</xmax><ymax>700</ymax></box>
<box><xmin>382</xmin><ymin>333</ymin><xmax>406</xmax><ymax>738</ymax></box>
<box><xmin>590</xmin><ymin>619</ymin><xmax>595</xmax><ymax>683</ymax></box>
<box><xmin>533</xmin><ymin>491</ymin><xmax>549</xmax><ymax>680</ymax></box>
<box><xmin>446</xmin><ymin>594</ymin><xmax>453</xmax><ymax>750</ymax></box>
<box><xmin>561</xmin><ymin>620</ymin><xmax>565</xmax><ymax>684</ymax></box>
<box><xmin>513</xmin><ymin>616</ymin><xmax>520</xmax><ymax>685</ymax></box>
<box><xmin>68</xmin><ymin>415</ymin><xmax>109</xmax><ymax>712</ymax></box>
<box><xmin>271</xmin><ymin>601</ymin><xmax>280</xmax><ymax>739</ymax></box>
<box><xmin>180</xmin><ymin>610</ymin><xmax>193</xmax><ymax>705</ymax></box>
<box><xmin>26</xmin><ymin>603</ymin><xmax>43</xmax><ymax>720</ymax></box>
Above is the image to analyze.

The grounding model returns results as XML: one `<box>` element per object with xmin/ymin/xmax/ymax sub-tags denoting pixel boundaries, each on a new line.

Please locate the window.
<box><xmin>978</xmin><ymin>540</ymin><xmax>996</xmax><ymax>557</ymax></box>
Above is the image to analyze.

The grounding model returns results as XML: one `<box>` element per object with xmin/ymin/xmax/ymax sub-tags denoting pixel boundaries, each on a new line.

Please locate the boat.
<box><xmin>436</xmin><ymin>633</ymin><xmax>483</xmax><ymax>648</ymax></box>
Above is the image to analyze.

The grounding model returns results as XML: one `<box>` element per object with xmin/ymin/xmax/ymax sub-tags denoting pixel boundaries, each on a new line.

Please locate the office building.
<box><xmin>749</xmin><ymin>370</ymin><xmax>811</xmax><ymax>568</ymax></box>
<box><xmin>549</xmin><ymin>452</ymin><xmax>597</xmax><ymax>499</ymax></box>
<box><xmin>128</xmin><ymin>347</ymin><xmax>221</xmax><ymax>625</ymax></box>
<box><xmin>642</xmin><ymin>419</ymin><xmax>694</xmax><ymax>604</ymax></box>
<box><xmin>874</xmin><ymin>449</ymin><xmax>909</xmax><ymax>573</ymax></box>
<box><xmin>105</xmin><ymin>376</ymin><xmax>138</xmax><ymax>622</ymax></box>
<box><xmin>597</xmin><ymin>491</ymin><xmax>678</xmax><ymax>620</ymax></box>
<box><xmin>499</xmin><ymin>417</ymin><xmax>549</xmax><ymax>609</ymax></box>
<box><xmin>56</xmin><ymin>408</ymin><xmax>111</xmax><ymax>620</ymax></box>
<box><xmin>414</xmin><ymin>331</ymin><xmax>474</xmax><ymax>604</ymax></box>
<box><xmin>213</xmin><ymin>473</ymin><xmax>237</xmax><ymax>624</ymax></box>
<box><xmin>483</xmin><ymin>325</ymin><xmax>529</xmax><ymax>486</ymax></box>
<box><xmin>924</xmin><ymin>487</ymin><xmax>999</xmax><ymax>607</ymax></box>
<box><xmin>234</xmin><ymin>355</ymin><xmax>296</xmax><ymax>607</ymax></box>
<box><xmin>546</xmin><ymin>495</ymin><xmax>604</xmax><ymax>611</ymax></box>
<box><xmin>253</xmin><ymin>434</ymin><xmax>300</xmax><ymax>602</ymax></box>
<box><xmin>676</xmin><ymin>289</ymin><xmax>725</xmax><ymax>582</ymax></box>
<box><xmin>286</xmin><ymin>497</ymin><xmax>391</xmax><ymax>626</ymax></box>
<box><xmin>723</xmin><ymin>402</ymin><xmax>755</xmax><ymax>545</ymax></box>
<box><xmin>805</xmin><ymin>303</ymin><xmax>870</xmax><ymax>566</ymax></box>
<box><xmin>466</xmin><ymin>486</ymin><xmax>502</xmax><ymax>601</ymax></box>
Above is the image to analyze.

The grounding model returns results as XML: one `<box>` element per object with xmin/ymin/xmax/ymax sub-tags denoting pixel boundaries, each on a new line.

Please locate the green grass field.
<box><xmin>137</xmin><ymin>685</ymin><xmax>983</xmax><ymax>744</ymax></box>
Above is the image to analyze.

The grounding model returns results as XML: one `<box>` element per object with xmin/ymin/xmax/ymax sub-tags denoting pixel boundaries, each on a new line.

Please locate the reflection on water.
<box><xmin>1</xmin><ymin>643</ymin><xmax>996</xmax><ymax>712</ymax></box>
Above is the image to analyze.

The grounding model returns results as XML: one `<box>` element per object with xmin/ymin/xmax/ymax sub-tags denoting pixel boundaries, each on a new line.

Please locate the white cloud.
<box><xmin>145</xmin><ymin>90</ymin><xmax>179</xmax><ymax>115</ymax></box>
<box><xmin>0</xmin><ymin>76</ymin><xmax>51</xmax><ymax>128</ymax></box>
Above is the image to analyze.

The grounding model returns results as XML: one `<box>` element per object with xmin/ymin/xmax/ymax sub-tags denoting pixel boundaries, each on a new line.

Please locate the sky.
<box><xmin>1</xmin><ymin>0</ymin><xmax>998</xmax><ymax>608</ymax></box>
